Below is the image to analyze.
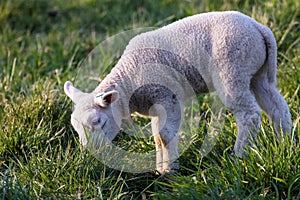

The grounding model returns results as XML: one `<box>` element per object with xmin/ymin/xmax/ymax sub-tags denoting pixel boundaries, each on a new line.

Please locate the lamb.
<box><xmin>64</xmin><ymin>11</ymin><xmax>292</xmax><ymax>174</ymax></box>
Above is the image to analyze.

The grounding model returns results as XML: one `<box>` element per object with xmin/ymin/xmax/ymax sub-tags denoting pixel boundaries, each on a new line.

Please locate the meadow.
<box><xmin>0</xmin><ymin>0</ymin><xmax>300</xmax><ymax>199</ymax></box>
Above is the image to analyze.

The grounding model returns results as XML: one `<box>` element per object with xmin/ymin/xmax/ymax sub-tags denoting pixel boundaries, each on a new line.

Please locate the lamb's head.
<box><xmin>64</xmin><ymin>81</ymin><xmax>120</xmax><ymax>146</ymax></box>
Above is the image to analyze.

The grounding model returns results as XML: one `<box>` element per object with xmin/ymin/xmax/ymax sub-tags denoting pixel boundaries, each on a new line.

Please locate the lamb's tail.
<box><xmin>255</xmin><ymin>22</ymin><xmax>278</xmax><ymax>85</ymax></box>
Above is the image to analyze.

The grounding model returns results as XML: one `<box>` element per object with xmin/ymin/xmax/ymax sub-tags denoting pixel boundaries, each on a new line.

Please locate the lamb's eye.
<box><xmin>92</xmin><ymin>118</ymin><xmax>101</xmax><ymax>126</ymax></box>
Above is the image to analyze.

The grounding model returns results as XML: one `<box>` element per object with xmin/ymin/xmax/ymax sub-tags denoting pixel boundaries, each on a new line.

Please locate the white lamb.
<box><xmin>64</xmin><ymin>11</ymin><xmax>291</xmax><ymax>174</ymax></box>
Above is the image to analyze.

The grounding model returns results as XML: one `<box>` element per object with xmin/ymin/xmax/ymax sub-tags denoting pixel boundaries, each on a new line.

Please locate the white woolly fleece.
<box><xmin>65</xmin><ymin>11</ymin><xmax>292</xmax><ymax>174</ymax></box>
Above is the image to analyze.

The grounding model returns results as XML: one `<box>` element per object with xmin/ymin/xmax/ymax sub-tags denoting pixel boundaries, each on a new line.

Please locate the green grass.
<box><xmin>1</xmin><ymin>0</ymin><xmax>300</xmax><ymax>199</ymax></box>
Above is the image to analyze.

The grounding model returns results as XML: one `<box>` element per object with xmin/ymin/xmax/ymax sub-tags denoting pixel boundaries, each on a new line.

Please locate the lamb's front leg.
<box><xmin>152</xmin><ymin>117</ymin><xmax>163</xmax><ymax>173</ymax></box>
<box><xmin>161</xmin><ymin>130</ymin><xmax>179</xmax><ymax>173</ymax></box>
<box><xmin>151</xmin><ymin>115</ymin><xmax>180</xmax><ymax>174</ymax></box>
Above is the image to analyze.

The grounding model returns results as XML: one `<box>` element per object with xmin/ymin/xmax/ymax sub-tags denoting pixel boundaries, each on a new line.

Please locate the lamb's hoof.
<box><xmin>155</xmin><ymin>168</ymin><xmax>173</xmax><ymax>176</ymax></box>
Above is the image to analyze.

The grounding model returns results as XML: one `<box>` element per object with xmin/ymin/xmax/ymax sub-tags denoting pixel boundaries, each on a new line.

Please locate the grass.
<box><xmin>0</xmin><ymin>0</ymin><xmax>299</xmax><ymax>199</ymax></box>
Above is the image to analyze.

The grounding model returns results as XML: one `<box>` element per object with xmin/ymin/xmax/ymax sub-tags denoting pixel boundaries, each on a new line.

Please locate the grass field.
<box><xmin>1</xmin><ymin>0</ymin><xmax>300</xmax><ymax>199</ymax></box>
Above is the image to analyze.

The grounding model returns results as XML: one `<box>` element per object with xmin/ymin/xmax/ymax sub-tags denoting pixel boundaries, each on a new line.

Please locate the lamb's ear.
<box><xmin>95</xmin><ymin>90</ymin><xmax>119</xmax><ymax>108</ymax></box>
<box><xmin>64</xmin><ymin>81</ymin><xmax>82</xmax><ymax>103</ymax></box>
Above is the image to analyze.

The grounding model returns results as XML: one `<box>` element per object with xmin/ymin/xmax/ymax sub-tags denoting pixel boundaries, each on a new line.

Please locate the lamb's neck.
<box><xmin>93</xmin><ymin>61</ymin><xmax>135</xmax><ymax>119</ymax></box>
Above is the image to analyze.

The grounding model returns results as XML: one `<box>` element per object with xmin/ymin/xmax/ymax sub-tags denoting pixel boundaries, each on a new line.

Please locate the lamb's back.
<box><xmin>96</xmin><ymin>11</ymin><xmax>267</xmax><ymax>115</ymax></box>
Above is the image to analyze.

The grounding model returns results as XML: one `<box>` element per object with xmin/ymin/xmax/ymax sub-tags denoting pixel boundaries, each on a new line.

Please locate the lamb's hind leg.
<box><xmin>233</xmin><ymin>98</ymin><xmax>261</xmax><ymax>157</ymax></box>
<box><xmin>213</xmin><ymin>69</ymin><xmax>262</xmax><ymax>157</ymax></box>
<box><xmin>251</xmin><ymin>75</ymin><xmax>292</xmax><ymax>136</ymax></box>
